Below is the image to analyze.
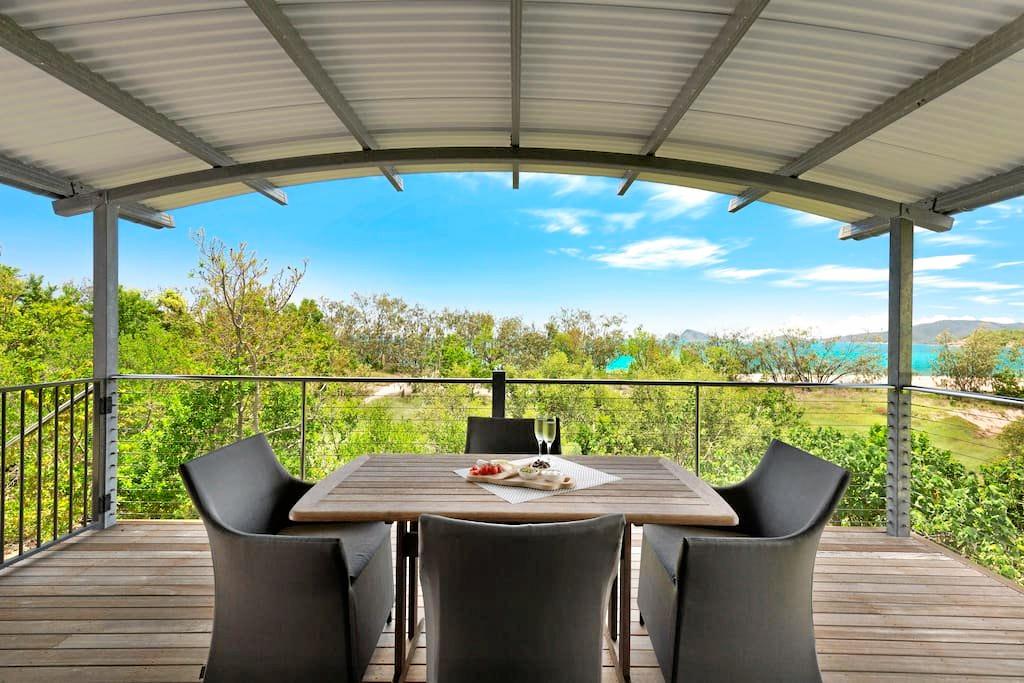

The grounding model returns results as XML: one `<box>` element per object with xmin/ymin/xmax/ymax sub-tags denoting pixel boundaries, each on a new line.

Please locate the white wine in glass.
<box><xmin>542</xmin><ymin>418</ymin><xmax>557</xmax><ymax>454</ymax></box>
<box><xmin>534</xmin><ymin>417</ymin><xmax>547</xmax><ymax>456</ymax></box>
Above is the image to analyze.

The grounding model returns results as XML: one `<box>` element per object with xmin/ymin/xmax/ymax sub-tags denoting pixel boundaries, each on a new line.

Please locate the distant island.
<box><xmin>673</xmin><ymin>320</ymin><xmax>1024</xmax><ymax>345</ymax></box>
<box><xmin>835</xmin><ymin>319</ymin><xmax>1024</xmax><ymax>344</ymax></box>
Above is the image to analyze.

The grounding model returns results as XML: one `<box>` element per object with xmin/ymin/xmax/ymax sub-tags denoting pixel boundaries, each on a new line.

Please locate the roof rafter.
<box><xmin>245</xmin><ymin>0</ymin><xmax>402</xmax><ymax>192</ymax></box>
<box><xmin>618</xmin><ymin>0</ymin><xmax>769</xmax><ymax>196</ymax></box>
<box><xmin>731</xmin><ymin>12</ymin><xmax>1024</xmax><ymax>214</ymax></box>
<box><xmin>0</xmin><ymin>153</ymin><xmax>172</xmax><ymax>229</ymax></box>
<box><xmin>0</xmin><ymin>12</ymin><xmax>286</xmax><ymax>207</ymax></box>
<box><xmin>510</xmin><ymin>0</ymin><xmax>523</xmax><ymax>189</ymax></box>
<box><xmin>840</xmin><ymin>164</ymin><xmax>1024</xmax><ymax>240</ymax></box>
<box><xmin>51</xmin><ymin>146</ymin><xmax>952</xmax><ymax>231</ymax></box>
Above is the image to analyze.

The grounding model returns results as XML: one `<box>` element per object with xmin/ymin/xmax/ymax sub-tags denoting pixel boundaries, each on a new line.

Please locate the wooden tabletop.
<box><xmin>290</xmin><ymin>454</ymin><xmax>738</xmax><ymax>525</ymax></box>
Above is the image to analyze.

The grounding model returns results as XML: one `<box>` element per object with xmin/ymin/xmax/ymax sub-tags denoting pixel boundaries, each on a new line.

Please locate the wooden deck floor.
<box><xmin>0</xmin><ymin>522</ymin><xmax>1022</xmax><ymax>682</ymax></box>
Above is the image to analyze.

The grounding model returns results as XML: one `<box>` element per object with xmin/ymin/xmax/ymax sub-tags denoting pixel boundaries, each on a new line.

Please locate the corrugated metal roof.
<box><xmin>0</xmin><ymin>0</ymin><xmax>1021</xmax><ymax>224</ymax></box>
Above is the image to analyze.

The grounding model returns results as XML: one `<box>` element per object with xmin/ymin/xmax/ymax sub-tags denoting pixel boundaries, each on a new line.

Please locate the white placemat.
<box><xmin>454</xmin><ymin>456</ymin><xmax>621</xmax><ymax>504</ymax></box>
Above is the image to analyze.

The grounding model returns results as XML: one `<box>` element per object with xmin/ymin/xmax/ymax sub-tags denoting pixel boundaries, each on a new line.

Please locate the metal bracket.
<box><xmin>101</xmin><ymin>493</ymin><xmax>113</xmax><ymax>513</ymax></box>
<box><xmin>98</xmin><ymin>395</ymin><xmax>113</xmax><ymax>415</ymax></box>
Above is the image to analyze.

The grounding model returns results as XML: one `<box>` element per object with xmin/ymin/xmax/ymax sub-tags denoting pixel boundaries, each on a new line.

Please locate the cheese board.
<box><xmin>464</xmin><ymin>458</ymin><xmax>576</xmax><ymax>491</ymax></box>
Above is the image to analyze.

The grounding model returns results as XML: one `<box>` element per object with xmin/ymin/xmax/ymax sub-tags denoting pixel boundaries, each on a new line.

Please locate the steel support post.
<box><xmin>92</xmin><ymin>201</ymin><xmax>119</xmax><ymax>528</ymax></box>
<box><xmin>886</xmin><ymin>216</ymin><xmax>913</xmax><ymax>537</ymax></box>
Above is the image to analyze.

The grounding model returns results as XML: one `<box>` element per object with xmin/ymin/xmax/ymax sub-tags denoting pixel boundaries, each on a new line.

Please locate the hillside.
<box><xmin>838</xmin><ymin>319</ymin><xmax>1024</xmax><ymax>344</ymax></box>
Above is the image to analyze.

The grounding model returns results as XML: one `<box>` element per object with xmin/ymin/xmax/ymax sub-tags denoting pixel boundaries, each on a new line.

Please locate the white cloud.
<box><xmin>775</xmin><ymin>254</ymin><xmax>970</xmax><ymax>287</ymax></box>
<box><xmin>643</xmin><ymin>185</ymin><xmax>717</xmax><ymax>220</ymax></box>
<box><xmin>916</xmin><ymin>274</ymin><xmax>1021</xmax><ymax>291</ymax></box>
<box><xmin>787</xmin><ymin>265</ymin><xmax>888</xmax><ymax>284</ymax></box>
<box><xmin>604</xmin><ymin>212</ymin><xmax>644</xmax><ymax>231</ymax></box>
<box><xmin>995</xmin><ymin>260</ymin><xmax>1024</xmax><ymax>269</ymax></box>
<box><xmin>706</xmin><ymin>267</ymin><xmax>778</xmax><ymax>281</ymax></box>
<box><xmin>853</xmin><ymin>290</ymin><xmax>889</xmax><ymax>299</ymax></box>
<box><xmin>523</xmin><ymin>209</ymin><xmax>646</xmax><ymax>236</ymax></box>
<box><xmin>594</xmin><ymin>237</ymin><xmax>726</xmax><ymax>270</ymax></box>
<box><xmin>787</xmin><ymin>210</ymin><xmax>840</xmax><ymax>228</ymax></box>
<box><xmin>526</xmin><ymin>209</ymin><xmax>591</xmax><ymax>235</ymax></box>
<box><xmin>990</xmin><ymin>199</ymin><xmax>1024</xmax><ymax>217</ymax></box>
<box><xmin>967</xmin><ymin>295</ymin><xmax>1003</xmax><ymax>305</ymax></box>
<box><xmin>518</xmin><ymin>172</ymin><xmax>610</xmax><ymax>196</ymax></box>
<box><xmin>923</xmin><ymin>232</ymin><xmax>990</xmax><ymax>247</ymax></box>
<box><xmin>914</xmin><ymin>254</ymin><xmax>973</xmax><ymax>271</ymax></box>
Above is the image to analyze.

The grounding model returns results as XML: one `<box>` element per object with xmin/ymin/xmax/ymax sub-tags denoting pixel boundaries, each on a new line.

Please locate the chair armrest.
<box><xmin>206</xmin><ymin>531</ymin><xmax>357</xmax><ymax>681</ymax></box>
<box><xmin>217</xmin><ymin>530</ymin><xmax>349</xmax><ymax>595</ymax></box>
<box><xmin>712</xmin><ymin>481</ymin><xmax>757</xmax><ymax>534</ymax></box>
<box><xmin>678</xmin><ymin>533</ymin><xmax>817</xmax><ymax>605</ymax></box>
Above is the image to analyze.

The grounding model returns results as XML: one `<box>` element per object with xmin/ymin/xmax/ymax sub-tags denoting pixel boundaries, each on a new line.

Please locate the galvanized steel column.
<box><xmin>92</xmin><ymin>200</ymin><xmax>119</xmax><ymax>528</ymax></box>
<box><xmin>886</xmin><ymin>216</ymin><xmax>913</xmax><ymax>537</ymax></box>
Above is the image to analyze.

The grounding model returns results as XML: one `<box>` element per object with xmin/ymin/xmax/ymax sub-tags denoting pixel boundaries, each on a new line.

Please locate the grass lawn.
<box><xmin>793</xmin><ymin>389</ymin><xmax>1009</xmax><ymax>468</ymax></box>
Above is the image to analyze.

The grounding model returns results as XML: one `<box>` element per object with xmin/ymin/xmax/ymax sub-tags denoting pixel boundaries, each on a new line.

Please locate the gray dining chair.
<box><xmin>637</xmin><ymin>439</ymin><xmax>849</xmax><ymax>683</ymax></box>
<box><xmin>464</xmin><ymin>416</ymin><xmax>562</xmax><ymax>454</ymax></box>
<box><xmin>418</xmin><ymin>514</ymin><xmax>623</xmax><ymax>683</ymax></box>
<box><xmin>179</xmin><ymin>434</ymin><xmax>394</xmax><ymax>683</ymax></box>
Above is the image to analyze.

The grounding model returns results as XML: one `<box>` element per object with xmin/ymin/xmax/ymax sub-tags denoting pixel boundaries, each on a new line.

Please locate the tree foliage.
<box><xmin>1</xmin><ymin>245</ymin><xmax>1022</xmax><ymax>585</ymax></box>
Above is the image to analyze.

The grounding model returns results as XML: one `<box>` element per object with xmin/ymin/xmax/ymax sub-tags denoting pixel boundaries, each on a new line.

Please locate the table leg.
<box><xmin>393</xmin><ymin>521</ymin><xmax>407</xmax><ymax>683</ymax></box>
<box><xmin>619</xmin><ymin>524</ymin><xmax>631</xmax><ymax>681</ymax></box>
<box><xmin>407</xmin><ymin>521</ymin><xmax>418</xmax><ymax>642</ymax></box>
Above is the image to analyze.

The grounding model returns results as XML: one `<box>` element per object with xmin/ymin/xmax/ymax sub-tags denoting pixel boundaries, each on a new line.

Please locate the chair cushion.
<box><xmin>644</xmin><ymin>524</ymin><xmax>749</xmax><ymax>583</ymax></box>
<box><xmin>277</xmin><ymin>521</ymin><xmax>389</xmax><ymax>579</ymax></box>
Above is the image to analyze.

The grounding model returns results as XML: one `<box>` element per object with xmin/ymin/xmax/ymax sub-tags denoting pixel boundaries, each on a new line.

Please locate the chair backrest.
<box><xmin>734</xmin><ymin>439</ymin><xmax>850</xmax><ymax>538</ymax></box>
<box><xmin>464</xmin><ymin>416</ymin><xmax>562</xmax><ymax>454</ymax></box>
<box><xmin>419</xmin><ymin>514</ymin><xmax>623</xmax><ymax>683</ymax></box>
<box><xmin>179</xmin><ymin>433</ymin><xmax>299</xmax><ymax>535</ymax></box>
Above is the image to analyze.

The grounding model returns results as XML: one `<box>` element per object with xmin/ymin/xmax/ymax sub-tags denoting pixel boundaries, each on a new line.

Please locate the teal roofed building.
<box><xmin>605</xmin><ymin>354</ymin><xmax>635</xmax><ymax>372</ymax></box>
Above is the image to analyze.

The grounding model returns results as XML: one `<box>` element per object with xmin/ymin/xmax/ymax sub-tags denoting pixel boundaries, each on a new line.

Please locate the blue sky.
<box><xmin>0</xmin><ymin>173</ymin><xmax>1021</xmax><ymax>337</ymax></box>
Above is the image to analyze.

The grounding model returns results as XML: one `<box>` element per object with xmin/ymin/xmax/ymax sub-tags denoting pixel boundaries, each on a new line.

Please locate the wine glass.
<box><xmin>533</xmin><ymin>417</ymin><xmax>547</xmax><ymax>456</ymax></box>
<box><xmin>542</xmin><ymin>417</ymin><xmax>557</xmax><ymax>457</ymax></box>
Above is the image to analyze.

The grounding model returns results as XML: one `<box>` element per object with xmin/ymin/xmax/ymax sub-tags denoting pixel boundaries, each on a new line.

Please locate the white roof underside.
<box><xmin>0</xmin><ymin>0</ymin><xmax>1022</xmax><ymax>223</ymax></box>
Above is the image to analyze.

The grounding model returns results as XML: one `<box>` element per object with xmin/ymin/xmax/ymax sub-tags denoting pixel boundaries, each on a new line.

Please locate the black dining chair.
<box><xmin>418</xmin><ymin>514</ymin><xmax>623</xmax><ymax>683</ymax></box>
<box><xmin>637</xmin><ymin>439</ymin><xmax>849</xmax><ymax>683</ymax></box>
<box><xmin>179</xmin><ymin>434</ymin><xmax>394</xmax><ymax>683</ymax></box>
<box><xmin>464</xmin><ymin>416</ymin><xmax>561</xmax><ymax>454</ymax></box>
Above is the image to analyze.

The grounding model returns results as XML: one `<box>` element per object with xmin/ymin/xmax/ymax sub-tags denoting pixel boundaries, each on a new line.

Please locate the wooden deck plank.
<box><xmin>0</xmin><ymin>523</ymin><xmax>1021</xmax><ymax>682</ymax></box>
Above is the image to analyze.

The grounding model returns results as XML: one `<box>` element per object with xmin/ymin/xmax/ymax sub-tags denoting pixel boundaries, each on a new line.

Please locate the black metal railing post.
<box><xmin>693</xmin><ymin>385</ymin><xmax>701</xmax><ymax>477</ymax></box>
<box><xmin>299</xmin><ymin>380</ymin><xmax>307</xmax><ymax>480</ymax></box>
<box><xmin>18</xmin><ymin>389</ymin><xmax>25</xmax><ymax>556</ymax></box>
<box><xmin>1</xmin><ymin>391</ymin><xmax>5</xmax><ymax>562</ymax></box>
<box><xmin>491</xmin><ymin>369</ymin><xmax>506</xmax><ymax>418</ymax></box>
<box><xmin>52</xmin><ymin>386</ymin><xmax>59</xmax><ymax>541</ymax></box>
<box><xmin>35</xmin><ymin>388</ymin><xmax>43</xmax><ymax>549</ymax></box>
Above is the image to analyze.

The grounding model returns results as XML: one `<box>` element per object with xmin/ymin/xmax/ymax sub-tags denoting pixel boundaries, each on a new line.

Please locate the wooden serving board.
<box><xmin>465</xmin><ymin>472</ymin><xmax>575</xmax><ymax>491</ymax></box>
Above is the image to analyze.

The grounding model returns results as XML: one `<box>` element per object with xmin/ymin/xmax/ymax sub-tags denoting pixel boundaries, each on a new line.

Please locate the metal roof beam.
<box><xmin>839</xmin><ymin>164</ymin><xmax>1024</xmax><ymax>240</ymax></box>
<box><xmin>932</xmin><ymin>165</ymin><xmax>1024</xmax><ymax>214</ymax></box>
<box><xmin>0</xmin><ymin>154</ymin><xmax>172</xmax><ymax>229</ymax></box>
<box><xmin>732</xmin><ymin>12</ymin><xmax>1024</xmax><ymax>213</ymax></box>
<box><xmin>52</xmin><ymin>146</ymin><xmax>950</xmax><ymax>230</ymax></box>
<box><xmin>510</xmin><ymin>0</ymin><xmax>523</xmax><ymax>189</ymax></box>
<box><xmin>245</xmin><ymin>0</ymin><xmax>402</xmax><ymax>192</ymax></box>
<box><xmin>618</xmin><ymin>0</ymin><xmax>769</xmax><ymax>195</ymax></box>
<box><xmin>0</xmin><ymin>12</ymin><xmax>286</xmax><ymax>206</ymax></box>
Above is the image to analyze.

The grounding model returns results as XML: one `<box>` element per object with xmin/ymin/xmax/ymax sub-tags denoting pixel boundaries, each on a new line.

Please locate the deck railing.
<box><xmin>0</xmin><ymin>379</ymin><xmax>99</xmax><ymax>569</ymax></box>
<box><xmin>113</xmin><ymin>373</ymin><xmax>891</xmax><ymax>524</ymax></box>
<box><xmin>4</xmin><ymin>372</ymin><xmax>1021</xmax><ymax>584</ymax></box>
<box><xmin>905</xmin><ymin>385</ymin><xmax>1024</xmax><ymax>584</ymax></box>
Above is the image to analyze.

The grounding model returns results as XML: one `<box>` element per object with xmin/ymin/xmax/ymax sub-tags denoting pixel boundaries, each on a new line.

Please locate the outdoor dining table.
<box><xmin>290</xmin><ymin>454</ymin><xmax>738</xmax><ymax>682</ymax></box>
